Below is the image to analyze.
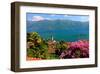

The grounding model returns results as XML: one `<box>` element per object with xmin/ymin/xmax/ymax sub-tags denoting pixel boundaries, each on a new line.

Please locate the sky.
<box><xmin>26</xmin><ymin>13</ymin><xmax>89</xmax><ymax>22</ymax></box>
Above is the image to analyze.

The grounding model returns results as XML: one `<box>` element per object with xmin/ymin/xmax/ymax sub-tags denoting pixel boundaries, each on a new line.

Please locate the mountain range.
<box><xmin>27</xmin><ymin>19</ymin><xmax>89</xmax><ymax>42</ymax></box>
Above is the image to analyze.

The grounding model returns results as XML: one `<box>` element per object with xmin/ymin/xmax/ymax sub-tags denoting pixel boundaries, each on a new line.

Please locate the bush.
<box><xmin>60</xmin><ymin>40</ymin><xmax>89</xmax><ymax>59</ymax></box>
<box><xmin>27</xmin><ymin>32</ymin><xmax>49</xmax><ymax>59</ymax></box>
<box><xmin>55</xmin><ymin>41</ymin><xmax>68</xmax><ymax>55</ymax></box>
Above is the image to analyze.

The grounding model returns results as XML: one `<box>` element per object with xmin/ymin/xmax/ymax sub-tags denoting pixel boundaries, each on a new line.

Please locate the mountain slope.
<box><xmin>27</xmin><ymin>20</ymin><xmax>89</xmax><ymax>41</ymax></box>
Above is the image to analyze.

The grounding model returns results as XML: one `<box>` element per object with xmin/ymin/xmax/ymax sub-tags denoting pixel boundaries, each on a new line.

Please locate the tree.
<box><xmin>27</xmin><ymin>32</ymin><xmax>49</xmax><ymax>59</ymax></box>
<box><xmin>55</xmin><ymin>41</ymin><xmax>68</xmax><ymax>55</ymax></box>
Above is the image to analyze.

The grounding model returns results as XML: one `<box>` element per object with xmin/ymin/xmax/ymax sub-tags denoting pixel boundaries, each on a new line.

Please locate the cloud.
<box><xmin>32</xmin><ymin>16</ymin><xmax>45</xmax><ymax>21</ymax></box>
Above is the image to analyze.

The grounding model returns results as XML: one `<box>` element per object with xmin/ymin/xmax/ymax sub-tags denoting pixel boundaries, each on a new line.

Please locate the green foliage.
<box><xmin>55</xmin><ymin>41</ymin><xmax>68</xmax><ymax>56</ymax></box>
<box><xmin>27</xmin><ymin>48</ymin><xmax>34</xmax><ymax>57</ymax></box>
<box><xmin>27</xmin><ymin>32</ymin><xmax>42</xmax><ymax>44</ymax></box>
<box><xmin>56</xmin><ymin>41</ymin><xmax>68</xmax><ymax>51</ymax></box>
<box><xmin>75</xmin><ymin>50</ymin><xmax>81</xmax><ymax>58</ymax></box>
<box><xmin>27</xmin><ymin>32</ymin><xmax>49</xmax><ymax>59</ymax></box>
<box><xmin>49</xmin><ymin>53</ymin><xmax>59</xmax><ymax>59</ymax></box>
<box><xmin>27</xmin><ymin>32</ymin><xmax>68</xmax><ymax>59</ymax></box>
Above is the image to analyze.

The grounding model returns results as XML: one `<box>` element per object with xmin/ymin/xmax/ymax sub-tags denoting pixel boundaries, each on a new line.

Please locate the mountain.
<box><xmin>27</xmin><ymin>19</ymin><xmax>89</xmax><ymax>42</ymax></box>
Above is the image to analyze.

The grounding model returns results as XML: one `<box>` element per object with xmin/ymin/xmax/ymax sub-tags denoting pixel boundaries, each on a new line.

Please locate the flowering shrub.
<box><xmin>27</xmin><ymin>32</ymin><xmax>89</xmax><ymax>60</ymax></box>
<box><xmin>60</xmin><ymin>40</ymin><xmax>89</xmax><ymax>59</ymax></box>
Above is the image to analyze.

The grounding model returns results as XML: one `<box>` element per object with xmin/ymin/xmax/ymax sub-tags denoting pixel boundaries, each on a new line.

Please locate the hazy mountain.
<box><xmin>27</xmin><ymin>20</ymin><xmax>89</xmax><ymax>41</ymax></box>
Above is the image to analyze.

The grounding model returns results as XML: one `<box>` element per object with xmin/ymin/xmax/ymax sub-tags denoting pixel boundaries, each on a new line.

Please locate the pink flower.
<box><xmin>60</xmin><ymin>40</ymin><xmax>89</xmax><ymax>59</ymax></box>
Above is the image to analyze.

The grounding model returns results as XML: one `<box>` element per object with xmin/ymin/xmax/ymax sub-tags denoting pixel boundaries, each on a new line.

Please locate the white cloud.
<box><xmin>32</xmin><ymin>16</ymin><xmax>45</xmax><ymax>21</ymax></box>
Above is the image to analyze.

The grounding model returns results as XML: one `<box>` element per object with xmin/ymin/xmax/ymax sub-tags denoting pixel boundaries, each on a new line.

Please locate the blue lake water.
<box><xmin>27</xmin><ymin>20</ymin><xmax>89</xmax><ymax>42</ymax></box>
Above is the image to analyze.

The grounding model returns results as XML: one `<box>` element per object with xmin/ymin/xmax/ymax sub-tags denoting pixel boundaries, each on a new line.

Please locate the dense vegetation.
<box><xmin>27</xmin><ymin>32</ymin><xmax>89</xmax><ymax>61</ymax></box>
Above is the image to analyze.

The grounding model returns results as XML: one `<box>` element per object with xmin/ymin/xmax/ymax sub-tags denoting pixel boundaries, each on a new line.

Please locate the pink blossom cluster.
<box><xmin>60</xmin><ymin>40</ymin><xmax>89</xmax><ymax>59</ymax></box>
